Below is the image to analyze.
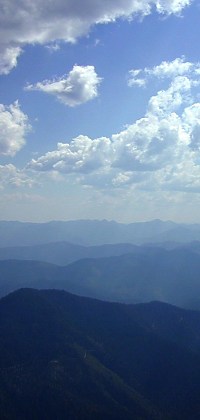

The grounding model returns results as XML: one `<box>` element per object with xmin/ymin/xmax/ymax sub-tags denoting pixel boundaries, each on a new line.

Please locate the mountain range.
<box><xmin>1</xmin><ymin>244</ymin><xmax>200</xmax><ymax>309</ymax></box>
<box><xmin>0</xmin><ymin>241</ymin><xmax>141</xmax><ymax>265</ymax></box>
<box><xmin>2</xmin><ymin>219</ymin><xmax>200</xmax><ymax>247</ymax></box>
<box><xmin>1</xmin><ymin>219</ymin><xmax>200</xmax><ymax>418</ymax></box>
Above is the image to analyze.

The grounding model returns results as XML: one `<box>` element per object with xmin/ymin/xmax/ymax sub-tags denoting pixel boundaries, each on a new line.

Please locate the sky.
<box><xmin>1</xmin><ymin>0</ymin><xmax>200</xmax><ymax>223</ymax></box>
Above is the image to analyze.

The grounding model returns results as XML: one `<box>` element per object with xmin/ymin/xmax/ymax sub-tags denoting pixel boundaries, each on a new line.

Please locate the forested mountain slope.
<box><xmin>1</xmin><ymin>289</ymin><xmax>200</xmax><ymax>419</ymax></box>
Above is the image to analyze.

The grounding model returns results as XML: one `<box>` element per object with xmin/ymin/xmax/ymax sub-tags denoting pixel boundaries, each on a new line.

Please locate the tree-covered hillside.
<box><xmin>1</xmin><ymin>289</ymin><xmax>200</xmax><ymax>419</ymax></box>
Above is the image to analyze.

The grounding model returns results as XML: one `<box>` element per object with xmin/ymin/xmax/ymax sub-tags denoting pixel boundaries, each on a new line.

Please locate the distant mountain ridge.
<box><xmin>1</xmin><ymin>245</ymin><xmax>200</xmax><ymax>309</ymax></box>
<box><xmin>0</xmin><ymin>239</ymin><xmax>200</xmax><ymax>266</ymax></box>
<box><xmin>0</xmin><ymin>241</ymin><xmax>140</xmax><ymax>265</ymax></box>
<box><xmin>1</xmin><ymin>218</ymin><xmax>200</xmax><ymax>247</ymax></box>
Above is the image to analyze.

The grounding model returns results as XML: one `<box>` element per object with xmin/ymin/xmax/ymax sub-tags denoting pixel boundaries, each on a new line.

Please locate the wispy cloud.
<box><xmin>0</xmin><ymin>164</ymin><xmax>35</xmax><ymax>189</ymax></box>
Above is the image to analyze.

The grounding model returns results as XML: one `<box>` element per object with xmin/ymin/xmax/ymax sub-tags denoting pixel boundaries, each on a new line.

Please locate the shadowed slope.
<box><xmin>1</xmin><ymin>289</ymin><xmax>200</xmax><ymax>418</ymax></box>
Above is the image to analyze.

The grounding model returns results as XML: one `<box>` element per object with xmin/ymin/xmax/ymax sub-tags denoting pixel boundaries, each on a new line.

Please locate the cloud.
<box><xmin>145</xmin><ymin>57</ymin><xmax>195</xmax><ymax>79</ymax></box>
<box><xmin>27</xmin><ymin>57</ymin><xmax>200</xmax><ymax>194</ymax></box>
<box><xmin>155</xmin><ymin>0</ymin><xmax>192</xmax><ymax>14</ymax></box>
<box><xmin>0</xmin><ymin>46</ymin><xmax>22</xmax><ymax>75</ymax></box>
<box><xmin>0</xmin><ymin>164</ymin><xmax>35</xmax><ymax>189</ymax></box>
<box><xmin>127</xmin><ymin>70</ymin><xmax>146</xmax><ymax>87</ymax></box>
<box><xmin>28</xmin><ymin>135</ymin><xmax>112</xmax><ymax>173</ymax></box>
<box><xmin>0</xmin><ymin>101</ymin><xmax>30</xmax><ymax>156</ymax></box>
<box><xmin>148</xmin><ymin>75</ymin><xmax>193</xmax><ymax>115</ymax></box>
<box><xmin>0</xmin><ymin>0</ymin><xmax>192</xmax><ymax>74</ymax></box>
<box><xmin>25</xmin><ymin>65</ymin><xmax>102</xmax><ymax>106</ymax></box>
<box><xmin>183</xmin><ymin>103</ymin><xmax>200</xmax><ymax>152</ymax></box>
<box><xmin>128</xmin><ymin>57</ymin><xmax>199</xmax><ymax>87</ymax></box>
<box><xmin>45</xmin><ymin>44</ymin><xmax>60</xmax><ymax>53</ymax></box>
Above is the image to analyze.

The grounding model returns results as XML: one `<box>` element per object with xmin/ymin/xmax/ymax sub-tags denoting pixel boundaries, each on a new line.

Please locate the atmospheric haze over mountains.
<box><xmin>1</xmin><ymin>218</ymin><xmax>200</xmax><ymax>419</ymax></box>
<box><xmin>1</xmin><ymin>218</ymin><xmax>200</xmax><ymax>247</ymax></box>
<box><xmin>1</xmin><ymin>219</ymin><xmax>200</xmax><ymax>309</ymax></box>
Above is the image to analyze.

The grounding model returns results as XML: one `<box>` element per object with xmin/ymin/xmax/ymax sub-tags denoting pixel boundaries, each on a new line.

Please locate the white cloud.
<box><xmin>28</xmin><ymin>135</ymin><xmax>112</xmax><ymax>173</ymax></box>
<box><xmin>182</xmin><ymin>103</ymin><xmax>200</xmax><ymax>151</ymax></box>
<box><xmin>148</xmin><ymin>75</ymin><xmax>193</xmax><ymax>115</ymax></box>
<box><xmin>0</xmin><ymin>164</ymin><xmax>35</xmax><ymax>189</ymax></box>
<box><xmin>155</xmin><ymin>0</ymin><xmax>191</xmax><ymax>14</ymax></box>
<box><xmin>25</xmin><ymin>65</ymin><xmax>102</xmax><ymax>106</ymax></box>
<box><xmin>0</xmin><ymin>101</ymin><xmax>30</xmax><ymax>156</ymax></box>
<box><xmin>112</xmin><ymin>113</ymin><xmax>188</xmax><ymax>173</ymax></box>
<box><xmin>27</xmin><ymin>57</ymin><xmax>200</xmax><ymax>194</ymax></box>
<box><xmin>128</xmin><ymin>57</ymin><xmax>199</xmax><ymax>88</ymax></box>
<box><xmin>127</xmin><ymin>70</ymin><xmax>146</xmax><ymax>87</ymax></box>
<box><xmin>146</xmin><ymin>57</ymin><xmax>194</xmax><ymax>79</ymax></box>
<box><xmin>0</xmin><ymin>0</ymin><xmax>192</xmax><ymax>74</ymax></box>
<box><xmin>0</xmin><ymin>46</ymin><xmax>22</xmax><ymax>75</ymax></box>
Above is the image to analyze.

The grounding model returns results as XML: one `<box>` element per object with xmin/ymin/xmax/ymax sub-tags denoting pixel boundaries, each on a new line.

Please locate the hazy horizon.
<box><xmin>0</xmin><ymin>217</ymin><xmax>193</xmax><ymax>225</ymax></box>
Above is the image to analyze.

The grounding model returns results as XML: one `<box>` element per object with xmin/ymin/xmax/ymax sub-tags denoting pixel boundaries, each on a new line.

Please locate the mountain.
<box><xmin>1</xmin><ymin>239</ymin><xmax>200</xmax><ymax>268</ymax></box>
<box><xmin>49</xmin><ymin>248</ymin><xmax>200</xmax><ymax>309</ymax></box>
<box><xmin>1</xmin><ymin>288</ymin><xmax>200</xmax><ymax>419</ymax></box>
<box><xmin>0</xmin><ymin>289</ymin><xmax>160</xmax><ymax>420</ymax></box>
<box><xmin>0</xmin><ymin>241</ymin><xmax>141</xmax><ymax>265</ymax></box>
<box><xmin>0</xmin><ymin>260</ymin><xmax>62</xmax><ymax>297</ymax></box>
<box><xmin>2</xmin><ymin>219</ymin><xmax>200</xmax><ymax>247</ymax></box>
<box><xmin>1</xmin><ymin>246</ymin><xmax>200</xmax><ymax>309</ymax></box>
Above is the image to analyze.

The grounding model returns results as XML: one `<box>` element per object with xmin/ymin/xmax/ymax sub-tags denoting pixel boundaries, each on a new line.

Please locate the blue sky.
<box><xmin>1</xmin><ymin>0</ymin><xmax>200</xmax><ymax>223</ymax></box>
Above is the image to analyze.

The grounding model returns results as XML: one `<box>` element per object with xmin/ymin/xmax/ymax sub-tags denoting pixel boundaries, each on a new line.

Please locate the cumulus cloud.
<box><xmin>0</xmin><ymin>0</ymin><xmax>192</xmax><ymax>74</ymax></box>
<box><xmin>27</xmin><ymin>57</ymin><xmax>200</xmax><ymax>194</ymax></box>
<box><xmin>0</xmin><ymin>101</ymin><xmax>30</xmax><ymax>156</ymax></box>
<box><xmin>28</xmin><ymin>135</ymin><xmax>112</xmax><ymax>173</ymax></box>
<box><xmin>25</xmin><ymin>65</ymin><xmax>102</xmax><ymax>106</ymax></box>
<box><xmin>183</xmin><ymin>103</ymin><xmax>200</xmax><ymax>152</ymax></box>
<box><xmin>148</xmin><ymin>75</ymin><xmax>193</xmax><ymax>116</ymax></box>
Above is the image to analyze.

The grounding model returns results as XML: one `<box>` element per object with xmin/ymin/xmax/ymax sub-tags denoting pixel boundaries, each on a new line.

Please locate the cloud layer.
<box><xmin>0</xmin><ymin>0</ymin><xmax>192</xmax><ymax>74</ymax></box>
<box><xmin>27</xmin><ymin>57</ymin><xmax>200</xmax><ymax>193</ymax></box>
<box><xmin>0</xmin><ymin>102</ymin><xmax>30</xmax><ymax>156</ymax></box>
<box><xmin>26</xmin><ymin>65</ymin><xmax>102</xmax><ymax>106</ymax></box>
